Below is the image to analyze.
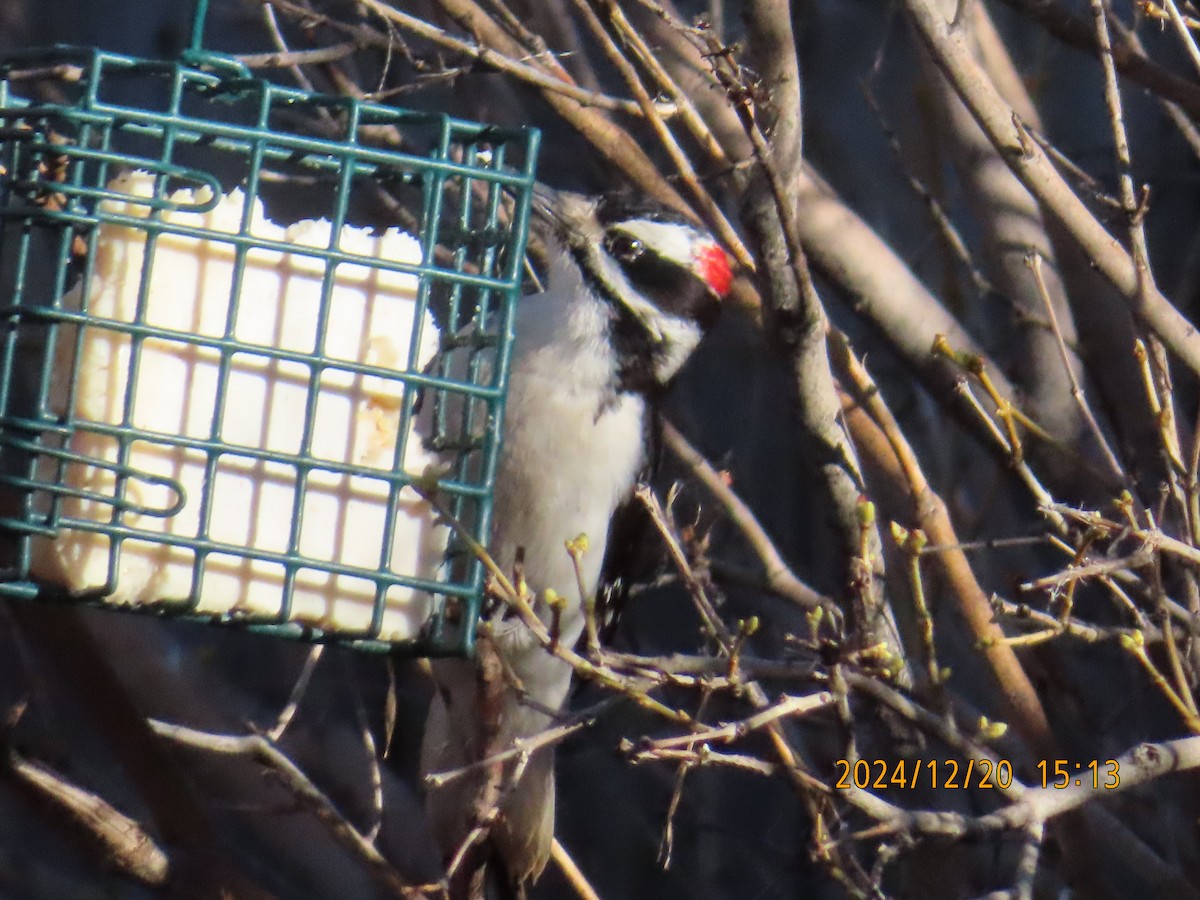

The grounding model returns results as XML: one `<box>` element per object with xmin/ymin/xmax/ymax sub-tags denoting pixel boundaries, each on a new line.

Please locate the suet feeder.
<box><xmin>0</xmin><ymin>0</ymin><xmax>538</xmax><ymax>655</ymax></box>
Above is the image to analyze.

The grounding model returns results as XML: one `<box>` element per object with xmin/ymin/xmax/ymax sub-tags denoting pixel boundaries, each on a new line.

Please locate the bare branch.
<box><xmin>904</xmin><ymin>0</ymin><xmax>1200</xmax><ymax>379</ymax></box>
<box><xmin>147</xmin><ymin>719</ymin><xmax>433</xmax><ymax>898</ymax></box>
<box><xmin>8</xmin><ymin>749</ymin><xmax>170</xmax><ymax>886</ymax></box>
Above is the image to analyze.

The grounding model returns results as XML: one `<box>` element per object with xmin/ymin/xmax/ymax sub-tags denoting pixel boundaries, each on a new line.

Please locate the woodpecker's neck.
<box><xmin>512</xmin><ymin>243</ymin><xmax>636</xmax><ymax>404</ymax></box>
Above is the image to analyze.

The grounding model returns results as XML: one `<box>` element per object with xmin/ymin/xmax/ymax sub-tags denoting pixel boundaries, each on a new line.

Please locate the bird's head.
<box><xmin>535</xmin><ymin>188</ymin><xmax>732</xmax><ymax>393</ymax></box>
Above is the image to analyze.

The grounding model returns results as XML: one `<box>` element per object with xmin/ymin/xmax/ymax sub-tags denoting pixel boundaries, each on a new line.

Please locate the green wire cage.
<box><xmin>0</xmin><ymin>1</ymin><xmax>539</xmax><ymax>655</ymax></box>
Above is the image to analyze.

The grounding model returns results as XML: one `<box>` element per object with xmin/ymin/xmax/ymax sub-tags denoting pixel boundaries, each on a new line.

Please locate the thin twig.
<box><xmin>268</xmin><ymin>0</ymin><xmax>646</xmax><ymax>116</ymax></box>
<box><xmin>661</xmin><ymin>422</ymin><xmax>834</xmax><ymax>614</ymax></box>
<box><xmin>1163</xmin><ymin>0</ymin><xmax>1200</xmax><ymax>77</ymax></box>
<box><xmin>1026</xmin><ymin>251</ymin><xmax>1126</xmax><ymax>483</ymax></box>
<box><xmin>639</xmin><ymin>691</ymin><xmax>834</xmax><ymax>750</ymax></box>
<box><xmin>423</xmin><ymin>717</ymin><xmax>590</xmax><ymax>789</ymax></box>
<box><xmin>550</xmin><ymin>839</ymin><xmax>603</xmax><ymax>900</ymax></box>
<box><xmin>237</xmin><ymin>43</ymin><xmax>357</xmax><ymax>68</ymax></box>
<box><xmin>266</xmin><ymin>645</ymin><xmax>324</xmax><ymax>742</ymax></box>
<box><xmin>1019</xmin><ymin>549</ymin><xmax>1155</xmax><ymax>592</ymax></box>
<box><xmin>624</xmin><ymin>745</ymin><xmax>779</xmax><ymax>776</ymax></box>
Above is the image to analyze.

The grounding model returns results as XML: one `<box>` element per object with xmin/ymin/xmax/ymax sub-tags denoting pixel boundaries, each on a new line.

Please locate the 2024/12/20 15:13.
<box><xmin>832</xmin><ymin>758</ymin><xmax>1121</xmax><ymax>790</ymax></box>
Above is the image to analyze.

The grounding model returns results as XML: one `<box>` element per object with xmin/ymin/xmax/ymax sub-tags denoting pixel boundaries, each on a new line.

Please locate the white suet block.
<box><xmin>30</xmin><ymin>170</ymin><xmax>448</xmax><ymax>641</ymax></box>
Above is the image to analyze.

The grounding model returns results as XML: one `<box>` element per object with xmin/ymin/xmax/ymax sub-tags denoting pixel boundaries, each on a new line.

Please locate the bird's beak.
<box><xmin>530</xmin><ymin>182</ymin><xmax>564</xmax><ymax>226</ymax></box>
<box><xmin>529</xmin><ymin>185</ymin><xmax>598</xmax><ymax>243</ymax></box>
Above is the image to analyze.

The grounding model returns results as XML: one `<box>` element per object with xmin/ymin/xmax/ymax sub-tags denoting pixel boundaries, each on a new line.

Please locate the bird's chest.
<box><xmin>490</xmin><ymin>367</ymin><xmax>646</xmax><ymax>603</ymax></box>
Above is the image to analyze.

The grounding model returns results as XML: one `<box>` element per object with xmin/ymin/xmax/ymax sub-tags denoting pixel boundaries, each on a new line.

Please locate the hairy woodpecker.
<box><xmin>419</xmin><ymin>189</ymin><xmax>732</xmax><ymax>885</ymax></box>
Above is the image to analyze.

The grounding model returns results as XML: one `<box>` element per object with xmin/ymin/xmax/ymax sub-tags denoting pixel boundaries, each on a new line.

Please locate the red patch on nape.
<box><xmin>695</xmin><ymin>242</ymin><xmax>733</xmax><ymax>298</ymax></box>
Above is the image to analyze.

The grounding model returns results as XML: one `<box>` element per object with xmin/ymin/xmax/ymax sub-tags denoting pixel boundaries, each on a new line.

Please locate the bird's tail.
<box><xmin>420</xmin><ymin>642</ymin><xmax>573</xmax><ymax>885</ymax></box>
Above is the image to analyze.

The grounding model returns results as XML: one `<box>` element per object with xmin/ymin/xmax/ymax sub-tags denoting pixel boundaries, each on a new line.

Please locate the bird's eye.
<box><xmin>605</xmin><ymin>232</ymin><xmax>645</xmax><ymax>263</ymax></box>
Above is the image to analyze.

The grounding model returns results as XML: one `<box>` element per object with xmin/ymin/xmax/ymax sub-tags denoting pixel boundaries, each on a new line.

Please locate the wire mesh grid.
<box><xmin>0</xmin><ymin>38</ymin><xmax>539</xmax><ymax>655</ymax></box>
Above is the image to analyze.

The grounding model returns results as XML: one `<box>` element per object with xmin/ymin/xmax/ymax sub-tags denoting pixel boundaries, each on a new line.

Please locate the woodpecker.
<box><xmin>419</xmin><ymin>189</ymin><xmax>732</xmax><ymax>886</ymax></box>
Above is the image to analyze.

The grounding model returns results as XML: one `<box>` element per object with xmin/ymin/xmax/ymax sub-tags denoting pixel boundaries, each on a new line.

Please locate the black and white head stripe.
<box><xmin>594</xmin><ymin>194</ymin><xmax>730</xmax><ymax>302</ymax></box>
<box><xmin>542</xmin><ymin>190</ymin><xmax>728</xmax><ymax>393</ymax></box>
<box><xmin>561</xmin><ymin>201</ymin><xmax>720</xmax><ymax>391</ymax></box>
<box><xmin>599</xmin><ymin>220</ymin><xmax>723</xmax><ymax>331</ymax></box>
<box><xmin>569</xmin><ymin>201</ymin><xmax>726</xmax><ymax>330</ymax></box>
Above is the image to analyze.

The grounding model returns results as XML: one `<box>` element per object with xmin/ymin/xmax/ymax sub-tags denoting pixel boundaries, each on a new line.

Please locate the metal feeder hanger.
<box><xmin>0</xmin><ymin>0</ymin><xmax>539</xmax><ymax>655</ymax></box>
